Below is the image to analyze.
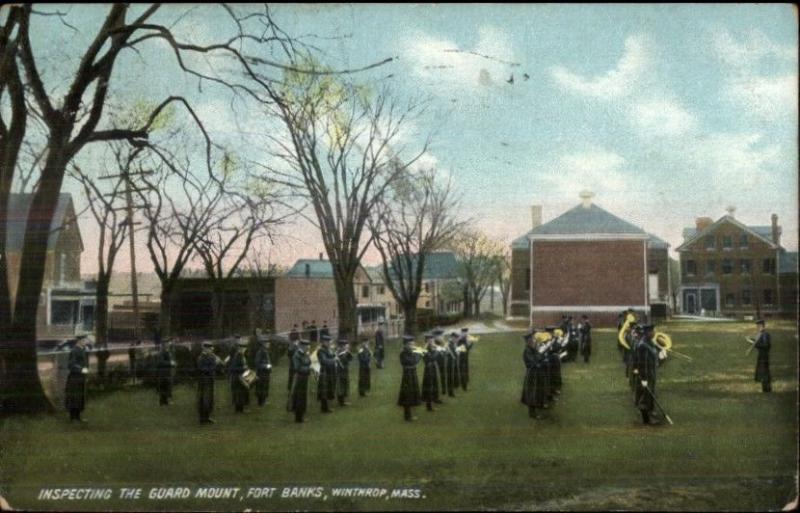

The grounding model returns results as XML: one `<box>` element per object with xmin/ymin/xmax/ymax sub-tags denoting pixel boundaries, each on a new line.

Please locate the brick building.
<box><xmin>676</xmin><ymin>209</ymin><xmax>796</xmax><ymax>319</ymax></box>
<box><xmin>510</xmin><ymin>192</ymin><xmax>671</xmax><ymax>326</ymax></box>
<box><xmin>5</xmin><ymin>193</ymin><xmax>95</xmax><ymax>338</ymax></box>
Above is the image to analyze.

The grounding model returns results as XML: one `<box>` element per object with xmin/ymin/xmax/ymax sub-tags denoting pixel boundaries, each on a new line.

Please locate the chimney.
<box><xmin>579</xmin><ymin>190</ymin><xmax>594</xmax><ymax>209</ymax></box>
<box><xmin>695</xmin><ymin>217</ymin><xmax>713</xmax><ymax>232</ymax></box>
<box><xmin>725</xmin><ymin>205</ymin><xmax>736</xmax><ymax>218</ymax></box>
<box><xmin>319</xmin><ymin>252</ymin><xmax>324</xmax><ymax>261</ymax></box>
<box><xmin>305</xmin><ymin>263</ymin><xmax>310</xmax><ymax>277</ymax></box>
<box><xmin>530</xmin><ymin>205</ymin><xmax>542</xmax><ymax>229</ymax></box>
<box><xmin>771</xmin><ymin>214</ymin><xmax>781</xmax><ymax>245</ymax></box>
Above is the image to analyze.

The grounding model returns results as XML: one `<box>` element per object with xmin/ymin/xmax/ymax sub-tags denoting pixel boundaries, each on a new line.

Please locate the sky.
<box><xmin>23</xmin><ymin>4</ymin><xmax>799</xmax><ymax>275</ymax></box>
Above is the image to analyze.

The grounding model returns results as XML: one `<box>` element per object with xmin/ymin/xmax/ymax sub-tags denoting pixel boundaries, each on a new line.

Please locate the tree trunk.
<box><xmin>473</xmin><ymin>296</ymin><xmax>481</xmax><ymax>317</ymax></box>
<box><xmin>462</xmin><ymin>285</ymin><xmax>471</xmax><ymax>317</ymax></box>
<box><xmin>403</xmin><ymin>303</ymin><xmax>418</xmax><ymax>336</ymax></box>
<box><xmin>95</xmin><ymin>277</ymin><xmax>110</xmax><ymax>347</ymax></box>
<box><xmin>334</xmin><ymin>275</ymin><xmax>358</xmax><ymax>341</ymax></box>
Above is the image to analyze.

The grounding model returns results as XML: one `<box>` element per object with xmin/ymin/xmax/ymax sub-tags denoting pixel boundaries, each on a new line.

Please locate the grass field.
<box><xmin>1</xmin><ymin>321</ymin><xmax>797</xmax><ymax>511</ymax></box>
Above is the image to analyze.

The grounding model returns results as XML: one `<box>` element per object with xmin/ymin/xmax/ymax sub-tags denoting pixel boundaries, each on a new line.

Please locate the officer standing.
<box><xmin>254</xmin><ymin>329</ymin><xmax>272</xmax><ymax>406</ymax></box>
<box><xmin>335</xmin><ymin>339</ymin><xmax>353</xmax><ymax>406</ymax></box>
<box><xmin>521</xmin><ymin>330</ymin><xmax>546</xmax><ymax>419</ymax></box>
<box><xmin>317</xmin><ymin>335</ymin><xmax>336</xmax><ymax>413</ymax></box>
<box><xmin>290</xmin><ymin>340</ymin><xmax>312</xmax><ymax>423</ymax></box>
<box><xmin>229</xmin><ymin>338</ymin><xmax>251</xmax><ymax>413</ymax></box>
<box><xmin>447</xmin><ymin>332</ymin><xmax>461</xmax><ymax>394</ymax></box>
<box><xmin>397</xmin><ymin>335</ymin><xmax>422</xmax><ymax>421</ymax></box>
<box><xmin>457</xmin><ymin>327</ymin><xmax>473</xmax><ymax>391</ymax></box>
<box><xmin>197</xmin><ymin>341</ymin><xmax>221</xmax><ymax>424</ymax></box>
<box><xmin>156</xmin><ymin>338</ymin><xmax>176</xmax><ymax>405</ymax></box>
<box><xmin>374</xmin><ymin>321</ymin><xmax>386</xmax><ymax>369</ymax></box>
<box><xmin>420</xmin><ymin>333</ymin><xmax>441</xmax><ymax>412</ymax></box>
<box><xmin>287</xmin><ymin>334</ymin><xmax>299</xmax><ymax>392</ymax></box>
<box><xmin>751</xmin><ymin>319</ymin><xmax>772</xmax><ymax>393</ymax></box>
<box><xmin>432</xmin><ymin>330</ymin><xmax>447</xmax><ymax>402</ymax></box>
<box><xmin>579</xmin><ymin>315</ymin><xmax>592</xmax><ymax>363</ymax></box>
<box><xmin>65</xmin><ymin>335</ymin><xmax>90</xmax><ymax>422</ymax></box>
<box><xmin>632</xmin><ymin>325</ymin><xmax>659</xmax><ymax>425</ymax></box>
<box><xmin>357</xmin><ymin>338</ymin><xmax>372</xmax><ymax>397</ymax></box>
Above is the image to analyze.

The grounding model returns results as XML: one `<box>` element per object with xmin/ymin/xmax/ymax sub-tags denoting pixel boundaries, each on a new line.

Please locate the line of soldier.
<box><xmin>397</xmin><ymin>327</ymin><xmax>475</xmax><ymax>421</ymax></box>
<box><xmin>558</xmin><ymin>315</ymin><xmax>593</xmax><ymax>364</ymax></box>
<box><xmin>519</xmin><ymin>326</ymin><xmax>565</xmax><ymax>419</ymax></box>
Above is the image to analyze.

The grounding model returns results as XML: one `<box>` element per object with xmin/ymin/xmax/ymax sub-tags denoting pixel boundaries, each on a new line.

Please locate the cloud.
<box><xmin>627</xmin><ymin>98</ymin><xmax>697</xmax><ymax>137</ymax></box>
<box><xmin>549</xmin><ymin>35</ymin><xmax>649</xmax><ymax>100</ymax></box>
<box><xmin>545</xmin><ymin>149</ymin><xmax>630</xmax><ymax>197</ymax></box>
<box><xmin>402</xmin><ymin>25</ymin><xmax>517</xmax><ymax>95</ymax></box>
<box><xmin>711</xmin><ymin>28</ymin><xmax>798</xmax><ymax>121</ymax></box>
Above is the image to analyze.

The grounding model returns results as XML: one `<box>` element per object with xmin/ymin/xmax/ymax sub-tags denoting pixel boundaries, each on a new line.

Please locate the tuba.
<box><xmin>240</xmin><ymin>369</ymin><xmax>257</xmax><ymax>388</ymax></box>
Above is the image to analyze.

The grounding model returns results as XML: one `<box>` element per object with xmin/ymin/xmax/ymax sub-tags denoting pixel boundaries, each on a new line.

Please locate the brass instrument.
<box><xmin>309</xmin><ymin>348</ymin><xmax>321</xmax><ymax>377</ymax></box>
<box><xmin>240</xmin><ymin>369</ymin><xmax>257</xmax><ymax>388</ymax></box>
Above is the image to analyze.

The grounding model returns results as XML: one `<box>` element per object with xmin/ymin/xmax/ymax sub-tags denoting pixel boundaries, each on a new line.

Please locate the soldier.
<box><xmin>317</xmin><ymin>335</ymin><xmax>336</xmax><ymax>413</ymax></box>
<box><xmin>457</xmin><ymin>327</ymin><xmax>474</xmax><ymax>391</ymax></box>
<box><xmin>290</xmin><ymin>340</ymin><xmax>313</xmax><ymax>423</ymax></box>
<box><xmin>447</xmin><ymin>332</ymin><xmax>461</xmax><ymax>395</ymax></box>
<box><xmin>521</xmin><ymin>330</ymin><xmax>546</xmax><ymax>419</ymax></box>
<box><xmin>156</xmin><ymin>338</ymin><xmax>177</xmax><ymax>405</ymax></box>
<box><xmin>335</xmin><ymin>339</ymin><xmax>353</xmax><ymax>406</ymax></box>
<box><xmin>65</xmin><ymin>335</ymin><xmax>90</xmax><ymax>422</ymax></box>
<box><xmin>431</xmin><ymin>329</ymin><xmax>446</xmax><ymax>404</ymax></box>
<box><xmin>397</xmin><ymin>335</ymin><xmax>422</xmax><ymax>421</ymax></box>
<box><xmin>197</xmin><ymin>341</ymin><xmax>221</xmax><ymax>424</ymax></box>
<box><xmin>544</xmin><ymin>326</ymin><xmax>562</xmax><ymax>400</ymax></box>
<box><xmin>287</xmin><ymin>331</ymin><xmax>300</xmax><ymax>392</ymax></box>
<box><xmin>420</xmin><ymin>333</ymin><xmax>440</xmax><ymax>412</ymax></box>
<box><xmin>357</xmin><ymin>338</ymin><xmax>372</xmax><ymax>397</ymax></box>
<box><xmin>627</xmin><ymin>324</ymin><xmax>643</xmax><ymax>391</ymax></box>
<box><xmin>566</xmin><ymin>317</ymin><xmax>579</xmax><ymax>362</ymax></box>
<box><xmin>254</xmin><ymin>329</ymin><xmax>272</xmax><ymax>406</ymax></box>
<box><xmin>751</xmin><ymin>319</ymin><xmax>772</xmax><ymax>393</ymax></box>
<box><xmin>632</xmin><ymin>324</ymin><xmax>660</xmax><ymax>425</ymax></box>
<box><xmin>374</xmin><ymin>321</ymin><xmax>386</xmax><ymax>369</ymax></box>
<box><xmin>229</xmin><ymin>338</ymin><xmax>251</xmax><ymax>413</ymax></box>
<box><xmin>579</xmin><ymin>315</ymin><xmax>592</xmax><ymax>363</ymax></box>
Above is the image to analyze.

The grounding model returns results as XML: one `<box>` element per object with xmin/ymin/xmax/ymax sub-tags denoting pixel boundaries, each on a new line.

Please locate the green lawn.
<box><xmin>1</xmin><ymin>321</ymin><xmax>797</xmax><ymax>511</ymax></box>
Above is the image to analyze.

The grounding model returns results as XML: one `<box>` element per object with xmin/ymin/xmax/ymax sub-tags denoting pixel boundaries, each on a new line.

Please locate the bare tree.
<box><xmin>370</xmin><ymin>167</ymin><xmax>463</xmax><ymax>335</ymax></box>
<box><xmin>452</xmin><ymin>229</ymin><xmax>504</xmax><ymax>317</ymax></box>
<box><xmin>262</xmin><ymin>67</ymin><xmax>429</xmax><ymax>339</ymax></box>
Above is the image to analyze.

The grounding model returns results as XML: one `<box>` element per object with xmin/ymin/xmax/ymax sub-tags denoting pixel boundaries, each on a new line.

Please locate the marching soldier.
<box><xmin>751</xmin><ymin>319</ymin><xmax>772</xmax><ymax>393</ymax></box>
<box><xmin>566</xmin><ymin>317</ymin><xmax>579</xmax><ymax>362</ymax></box>
<box><xmin>254</xmin><ymin>329</ymin><xmax>272</xmax><ymax>406</ymax></box>
<box><xmin>447</xmin><ymin>332</ymin><xmax>461</xmax><ymax>394</ymax></box>
<box><xmin>544</xmin><ymin>326</ymin><xmax>562</xmax><ymax>400</ymax></box>
<box><xmin>374</xmin><ymin>321</ymin><xmax>386</xmax><ymax>369</ymax></box>
<box><xmin>317</xmin><ymin>335</ymin><xmax>336</xmax><ymax>413</ymax></box>
<box><xmin>357</xmin><ymin>338</ymin><xmax>372</xmax><ymax>397</ymax></box>
<box><xmin>287</xmin><ymin>332</ymin><xmax>300</xmax><ymax>392</ymax></box>
<box><xmin>627</xmin><ymin>324</ymin><xmax>643</xmax><ymax>390</ymax></box>
<box><xmin>156</xmin><ymin>338</ymin><xmax>177</xmax><ymax>405</ymax></box>
<box><xmin>432</xmin><ymin>329</ymin><xmax>447</xmax><ymax>403</ymax></box>
<box><xmin>290</xmin><ymin>340</ymin><xmax>312</xmax><ymax>423</ymax></box>
<box><xmin>397</xmin><ymin>336</ymin><xmax>422</xmax><ymax>421</ymax></box>
<box><xmin>420</xmin><ymin>333</ymin><xmax>440</xmax><ymax>412</ymax></box>
<box><xmin>65</xmin><ymin>335</ymin><xmax>90</xmax><ymax>422</ymax></box>
<box><xmin>335</xmin><ymin>339</ymin><xmax>353</xmax><ymax>406</ymax></box>
<box><xmin>632</xmin><ymin>325</ymin><xmax>659</xmax><ymax>425</ymax></box>
<box><xmin>229</xmin><ymin>338</ymin><xmax>251</xmax><ymax>413</ymax></box>
<box><xmin>521</xmin><ymin>330</ymin><xmax>546</xmax><ymax>419</ymax></box>
<box><xmin>457</xmin><ymin>327</ymin><xmax>473</xmax><ymax>391</ymax></box>
<box><xmin>579</xmin><ymin>315</ymin><xmax>592</xmax><ymax>363</ymax></box>
<box><xmin>197</xmin><ymin>341</ymin><xmax>222</xmax><ymax>424</ymax></box>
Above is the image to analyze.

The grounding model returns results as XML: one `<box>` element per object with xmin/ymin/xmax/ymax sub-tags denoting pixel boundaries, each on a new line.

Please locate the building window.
<box><xmin>739</xmin><ymin>259</ymin><xmax>752</xmax><ymax>275</ymax></box>
<box><xmin>705</xmin><ymin>260</ymin><xmax>716</xmax><ymax>276</ymax></box>
<box><xmin>361</xmin><ymin>285</ymin><xmax>369</xmax><ymax>299</ymax></box>
<box><xmin>721</xmin><ymin>259</ymin><xmax>733</xmax><ymax>275</ymax></box>
<box><xmin>725</xmin><ymin>294</ymin><xmax>736</xmax><ymax>308</ymax></box>
<box><xmin>763</xmin><ymin>258</ymin><xmax>776</xmax><ymax>274</ymax></box>
<box><xmin>51</xmin><ymin>299</ymin><xmax>79</xmax><ymax>326</ymax></box>
<box><xmin>763</xmin><ymin>289</ymin><xmax>774</xmax><ymax>306</ymax></box>
<box><xmin>379</xmin><ymin>285</ymin><xmax>385</xmax><ymax>295</ymax></box>
<box><xmin>739</xmin><ymin>234</ymin><xmax>749</xmax><ymax>249</ymax></box>
<box><xmin>685</xmin><ymin>260</ymin><xmax>697</xmax><ymax>276</ymax></box>
<box><xmin>704</xmin><ymin>236</ymin><xmax>715</xmax><ymax>250</ymax></box>
<box><xmin>741</xmin><ymin>289</ymin><xmax>751</xmax><ymax>306</ymax></box>
<box><xmin>722</xmin><ymin>235</ymin><xmax>733</xmax><ymax>250</ymax></box>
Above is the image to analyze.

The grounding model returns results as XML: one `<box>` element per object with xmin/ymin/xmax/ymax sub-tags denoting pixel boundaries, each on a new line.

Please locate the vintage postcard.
<box><xmin>0</xmin><ymin>3</ymin><xmax>797</xmax><ymax>511</ymax></box>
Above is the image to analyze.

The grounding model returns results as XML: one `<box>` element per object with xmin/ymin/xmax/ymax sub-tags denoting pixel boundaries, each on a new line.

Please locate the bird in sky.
<box><xmin>506</xmin><ymin>74</ymin><xmax>514</xmax><ymax>84</ymax></box>
<box><xmin>523</xmin><ymin>73</ymin><xmax>530</xmax><ymax>81</ymax></box>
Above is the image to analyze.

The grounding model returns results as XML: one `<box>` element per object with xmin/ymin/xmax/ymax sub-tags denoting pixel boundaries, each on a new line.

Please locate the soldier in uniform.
<box><xmin>290</xmin><ymin>340</ymin><xmax>312</xmax><ymax>422</ymax></box>
<box><xmin>544</xmin><ymin>326</ymin><xmax>562</xmax><ymax>400</ymax></box>
<box><xmin>447</xmin><ymin>332</ymin><xmax>461</xmax><ymax>394</ymax></box>
<box><xmin>65</xmin><ymin>335</ymin><xmax>90</xmax><ymax>422</ymax></box>
<box><xmin>751</xmin><ymin>319</ymin><xmax>772</xmax><ymax>393</ymax></box>
<box><xmin>287</xmin><ymin>332</ymin><xmax>299</xmax><ymax>392</ymax></box>
<box><xmin>357</xmin><ymin>338</ymin><xmax>372</xmax><ymax>397</ymax></box>
<box><xmin>156</xmin><ymin>338</ymin><xmax>177</xmax><ymax>405</ymax></box>
<box><xmin>397</xmin><ymin>335</ymin><xmax>422</xmax><ymax>421</ymax></box>
<box><xmin>521</xmin><ymin>330</ymin><xmax>546</xmax><ymax>419</ymax></box>
<box><xmin>627</xmin><ymin>324</ymin><xmax>643</xmax><ymax>391</ymax></box>
<box><xmin>579</xmin><ymin>315</ymin><xmax>592</xmax><ymax>363</ymax></box>
<box><xmin>197</xmin><ymin>341</ymin><xmax>221</xmax><ymax>424</ymax></box>
<box><xmin>374</xmin><ymin>321</ymin><xmax>386</xmax><ymax>369</ymax></box>
<box><xmin>254</xmin><ymin>329</ymin><xmax>272</xmax><ymax>406</ymax></box>
<box><xmin>632</xmin><ymin>324</ymin><xmax>659</xmax><ymax>425</ymax></box>
<box><xmin>317</xmin><ymin>335</ymin><xmax>336</xmax><ymax>413</ymax></box>
<box><xmin>433</xmin><ymin>330</ymin><xmax>448</xmax><ymax>400</ymax></box>
<box><xmin>457</xmin><ymin>327</ymin><xmax>473</xmax><ymax>391</ymax></box>
<box><xmin>229</xmin><ymin>338</ymin><xmax>251</xmax><ymax>413</ymax></box>
<box><xmin>566</xmin><ymin>317</ymin><xmax>579</xmax><ymax>362</ymax></box>
<box><xmin>335</xmin><ymin>339</ymin><xmax>353</xmax><ymax>406</ymax></box>
<box><xmin>420</xmin><ymin>333</ymin><xmax>440</xmax><ymax>412</ymax></box>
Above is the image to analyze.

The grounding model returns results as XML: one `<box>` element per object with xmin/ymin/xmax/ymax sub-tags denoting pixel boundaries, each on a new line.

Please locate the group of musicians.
<box><xmin>617</xmin><ymin>309</ymin><xmax>664</xmax><ymax>425</ymax></box>
<box><xmin>397</xmin><ymin>327</ymin><xmax>475</xmax><ymax>421</ymax></box>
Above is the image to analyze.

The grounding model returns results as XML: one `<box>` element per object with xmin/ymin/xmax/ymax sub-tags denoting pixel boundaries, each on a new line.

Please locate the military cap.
<box><xmin>402</xmin><ymin>335</ymin><xmax>415</xmax><ymax>344</ymax></box>
<box><xmin>424</xmin><ymin>332</ymin><xmax>434</xmax><ymax>340</ymax></box>
<box><xmin>300</xmin><ymin>339</ymin><xmax>311</xmax><ymax>345</ymax></box>
<box><xmin>450</xmin><ymin>332</ymin><xmax>459</xmax><ymax>338</ymax></box>
<box><xmin>641</xmin><ymin>324</ymin><xmax>655</xmax><ymax>333</ymax></box>
<box><xmin>202</xmin><ymin>340</ymin><xmax>213</xmax><ymax>348</ymax></box>
<box><xmin>321</xmin><ymin>334</ymin><xmax>332</xmax><ymax>342</ymax></box>
<box><xmin>431</xmin><ymin>328</ymin><xmax>444</xmax><ymax>336</ymax></box>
